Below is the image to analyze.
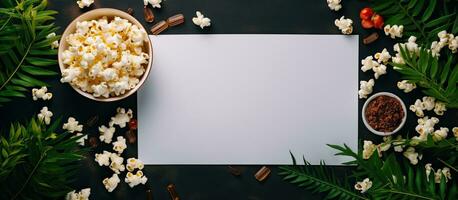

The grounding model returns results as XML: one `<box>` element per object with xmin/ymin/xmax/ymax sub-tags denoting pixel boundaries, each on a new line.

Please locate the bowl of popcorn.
<box><xmin>58</xmin><ymin>8</ymin><xmax>152</xmax><ymax>101</ymax></box>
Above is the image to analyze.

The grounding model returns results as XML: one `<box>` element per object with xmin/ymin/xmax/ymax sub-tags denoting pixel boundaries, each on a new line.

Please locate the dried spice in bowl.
<box><xmin>364</xmin><ymin>95</ymin><xmax>404</xmax><ymax>132</ymax></box>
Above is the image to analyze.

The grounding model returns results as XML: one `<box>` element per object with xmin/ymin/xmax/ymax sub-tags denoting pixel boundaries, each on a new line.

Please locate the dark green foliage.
<box><xmin>0</xmin><ymin>0</ymin><xmax>59</xmax><ymax>106</ymax></box>
<box><xmin>391</xmin><ymin>45</ymin><xmax>458</xmax><ymax>108</ymax></box>
<box><xmin>0</xmin><ymin>117</ymin><xmax>86</xmax><ymax>200</ymax></box>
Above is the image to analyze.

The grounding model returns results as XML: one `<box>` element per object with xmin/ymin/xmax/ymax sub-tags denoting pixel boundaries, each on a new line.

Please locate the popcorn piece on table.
<box><xmin>412</xmin><ymin>116</ymin><xmax>439</xmax><ymax>142</ymax></box>
<box><xmin>432</xmin><ymin>127</ymin><xmax>448</xmax><ymax>142</ymax></box>
<box><xmin>362</xmin><ymin>140</ymin><xmax>376</xmax><ymax>160</ymax></box>
<box><xmin>453</xmin><ymin>127</ymin><xmax>458</xmax><ymax>141</ymax></box>
<box><xmin>75</xmin><ymin>133</ymin><xmax>88</xmax><ymax>146</ymax></box>
<box><xmin>99</xmin><ymin>125</ymin><xmax>116</xmax><ymax>143</ymax></box>
<box><xmin>373</xmin><ymin>64</ymin><xmax>387</xmax><ymax>79</ymax></box>
<box><xmin>192</xmin><ymin>11</ymin><xmax>211</xmax><ymax>29</ymax></box>
<box><xmin>354</xmin><ymin>178</ymin><xmax>372</xmax><ymax>193</ymax></box>
<box><xmin>360</xmin><ymin>56</ymin><xmax>378</xmax><ymax>72</ymax></box>
<box><xmin>76</xmin><ymin>0</ymin><xmax>94</xmax><ymax>9</ymax></box>
<box><xmin>144</xmin><ymin>0</ymin><xmax>162</xmax><ymax>8</ymax></box>
<box><xmin>125</xmin><ymin>170</ymin><xmax>148</xmax><ymax>187</ymax></box>
<box><xmin>66</xmin><ymin>188</ymin><xmax>90</xmax><ymax>200</ymax></box>
<box><xmin>334</xmin><ymin>16</ymin><xmax>353</xmax><ymax>35</ymax></box>
<box><xmin>126</xmin><ymin>158</ymin><xmax>145</xmax><ymax>172</ymax></box>
<box><xmin>46</xmin><ymin>32</ymin><xmax>59</xmax><ymax>49</ymax></box>
<box><xmin>374</xmin><ymin>48</ymin><xmax>391</xmax><ymax>64</ymax></box>
<box><xmin>95</xmin><ymin>151</ymin><xmax>112</xmax><ymax>166</ymax></box>
<box><xmin>113</xmin><ymin>136</ymin><xmax>127</xmax><ymax>154</ymax></box>
<box><xmin>383</xmin><ymin>24</ymin><xmax>403</xmax><ymax>39</ymax></box>
<box><xmin>434</xmin><ymin>101</ymin><xmax>446</xmax><ymax>116</ymax></box>
<box><xmin>103</xmin><ymin>174</ymin><xmax>120</xmax><ymax>192</ymax></box>
<box><xmin>326</xmin><ymin>0</ymin><xmax>342</xmax><ymax>11</ymax></box>
<box><xmin>421</xmin><ymin>96</ymin><xmax>436</xmax><ymax>111</ymax></box>
<box><xmin>109</xmin><ymin>107</ymin><xmax>133</xmax><ymax>128</ymax></box>
<box><xmin>38</xmin><ymin>106</ymin><xmax>53</xmax><ymax>125</ymax></box>
<box><xmin>403</xmin><ymin>147</ymin><xmax>419</xmax><ymax>165</ymax></box>
<box><xmin>358</xmin><ymin>79</ymin><xmax>374</xmax><ymax>99</ymax></box>
<box><xmin>32</xmin><ymin>86</ymin><xmax>52</xmax><ymax>101</ymax></box>
<box><xmin>109</xmin><ymin>153</ymin><xmax>125</xmax><ymax>174</ymax></box>
<box><xmin>397</xmin><ymin>80</ymin><xmax>416</xmax><ymax>93</ymax></box>
<box><xmin>63</xmin><ymin>117</ymin><xmax>83</xmax><ymax>133</ymax></box>
<box><xmin>409</xmin><ymin>99</ymin><xmax>425</xmax><ymax>117</ymax></box>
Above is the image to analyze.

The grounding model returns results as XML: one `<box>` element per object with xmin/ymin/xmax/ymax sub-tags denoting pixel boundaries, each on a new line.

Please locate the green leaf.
<box><xmin>424</xmin><ymin>13</ymin><xmax>455</xmax><ymax>28</ymax></box>
<box><xmin>421</xmin><ymin>0</ymin><xmax>436</xmax><ymax>22</ymax></box>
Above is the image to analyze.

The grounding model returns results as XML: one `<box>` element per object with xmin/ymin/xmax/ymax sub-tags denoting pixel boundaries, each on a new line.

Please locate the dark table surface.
<box><xmin>1</xmin><ymin>0</ymin><xmax>457</xmax><ymax>199</ymax></box>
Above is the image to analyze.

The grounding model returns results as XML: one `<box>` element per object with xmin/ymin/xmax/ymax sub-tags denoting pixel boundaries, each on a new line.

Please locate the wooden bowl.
<box><xmin>58</xmin><ymin>8</ymin><xmax>153</xmax><ymax>102</ymax></box>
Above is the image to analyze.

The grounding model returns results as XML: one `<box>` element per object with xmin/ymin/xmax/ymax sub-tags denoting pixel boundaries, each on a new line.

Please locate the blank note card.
<box><xmin>138</xmin><ymin>34</ymin><xmax>358</xmax><ymax>165</ymax></box>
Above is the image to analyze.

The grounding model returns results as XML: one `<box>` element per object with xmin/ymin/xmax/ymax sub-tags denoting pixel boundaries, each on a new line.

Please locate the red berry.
<box><xmin>360</xmin><ymin>7</ymin><xmax>374</xmax><ymax>20</ymax></box>
<box><xmin>361</xmin><ymin>19</ymin><xmax>374</xmax><ymax>29</ymax></box>
<box><xmin>372</xmin><ymin>14</ymin><xmax>384</xmax><ymax>29</ymax></box>
<box><xmin>128</xmin><ymin>119</ymin><xmax>138</xmax><ymax>130</ymax></box>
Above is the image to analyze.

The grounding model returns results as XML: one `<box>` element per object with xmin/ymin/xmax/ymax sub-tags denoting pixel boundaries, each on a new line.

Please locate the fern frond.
<box><xmin>0</xmin><ymin>0</ymin><xmax>59</xmax><ymax>106</ymax></box>
<box><xmin>0</xmin><ymin>116</ymin><xmax>86</xmax><ymax>200</ymax></box>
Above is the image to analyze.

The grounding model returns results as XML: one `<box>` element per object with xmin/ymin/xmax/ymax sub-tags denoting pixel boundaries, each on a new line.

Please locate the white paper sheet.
<box><xmin>138</xmin><ymin>34</ymin><xmax>358</xmax><ymax>165</ymax></box>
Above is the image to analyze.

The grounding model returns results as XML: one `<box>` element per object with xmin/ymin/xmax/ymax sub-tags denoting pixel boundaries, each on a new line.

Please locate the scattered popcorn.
<box><xmin>112</xmin><ymin>136</ymin><xmax>127</xmax><ymax>154</ymax></box>
<box><xmin>75</xmin><ymin>133</ymin><xmax>88</xmax><ymax>146</ymax></box>
<box><xmin>144</xmin><ymin>0</ymin><xmax>162</xmax><ymax>8</ymax></box>
<box><xmin>434</xmin><ymin>167</ymin><xmax>452</xmax><ymax>183</ymax></box>
<box><xmin>192</xmin><ymin>11</ymin><xmax>211</xmax><ymax>29</ymax></box>
<box><xmin>434</xmin><ymin>101</ymin><xmax>446</xmax><ymax>116</ymax></box>
<box><xmin>397</xmin><ymin>80</ymin><xmax>416</xmax><ymax>93</ymax></box>
<box><xmin>354</xmin><ymin>178</ymin><xmax>372</xmax><ymax>193</ymax></box>
<box><xmin>126</xmin><ymin>158</ymin><xmax>145</xmax><ymax>172</ymax></box>
<box><xmin>63</xmin><ymin>117</ymin><xmax>83</xmax><ymax>133</ymax></box>
<box><xmin>360</xmin><ymin>56</ymin><xmax>378</xmax><ymax>72</ymax></box>
<box><xmin>125</xmin><ymin>170</ymin><xmax>148</xmax><ymax>187</ymax></box>
<box><xmin>362</xmin><ymin>140</ymin><xmax>376</xmax><ymax>160</ymax></box>
<box><xmin>453</xmin><ymin>127</ymin><xmax>458</xmax><ymax>141</ymax></box>
<box><xmin>392</xmin><ymin>135</ymin><xmax>405</xmax><ymax>152</ymax></box>
<box><xmin>76</xmin><ymin>0</ymin><xmax>94</xmax><ymax>9</ymax></box>
<box><xmin>99</xmin><ymin>125</ymin><xmax>116</xmax><ymax>143</ymax></box>
<box><xmin>383</xmin><ymin>24</ymin><xmax>403</xmax><ymax>39</ymax></box>
<box><xmin>38</xmin><ymin>106</ymin><xmax>53</xmax><ymax>125</ymax></box>
<box><xmin>334</xmin><ymin>16</ymin><xmax>353</xmax><ymax>35</ymax></box>
<box><xmin>376</xmin><ymin>136</ymin><xmax>391</xmax><ymax>157</ymax></box>
<box><xmin>374</xmin><ymin>48</ymin><xmax>391</xmax><ymax>64</ymax></box>
<box><xmin>413</xmin><ymin>116</ymin><xmax>439</xmax><ymax>142</ymax></box>
<box><xmin>109</xmin><ymin>153</ymin><xmax>125</xmax><ymax>174</ymax></box>
<box><xmin>403</xmin><ymin>147</ymin><xmax>419</xmax><ymax>165</ymax></box>
<box><xmin>358</xmin><ymin>79</ymin><xmax>374</xmax><ymax>99</ymax></box>
<box><xmin>103</xmin><ymin>174</ymin><xmax>120</xmax><ymax>192</ymax></box>
<box><xmin>441</xmin><ymin>167</ymin><xmax>452</xmax><ymax>182</ymax></box>
<box><xmin>95</xmin><ymin>151</ymin><xmax>112</xmax><ymax>166</ymax></box>
<box><xmin>432</xmin><ymin>127</ymin><xmax>448</xmax><ymax>141</ymax></box>
<box><xmin>430</xmin><ymin>30</ymin><xmax>457</xmax><ymax>56</ymax></box>
<box><xmin>66</xmin><ymin>188</ymin><xmax>90</xmax><ymax>200</ymax></box>
<box><xmin>46</xmin><ymin>32</ymin><xmax>59</xmax><ymax>49</ymax></box>
<box><xmin>409</xmin><ymin>99</ymin><xmax>425</xmax><ymax>117</ymax></box>
<box><xmin>405</xmin><ymin>36</ymin><xmax>419</xmax><ymax>53</ymax></box>
<box><xmin>60</xmin><ymin>17</ymin><xmax>149</xmax><ymax>98</ymax></box>
<box><xmin>425</xmin><ymin>163</ymin><xmax>433</xmax><ymax>182</ymax></box>
<box><xmin>109</xmin><ymin>107</ymin><xmax>133</xmax><ymax>128</ymax></box>
<box><xmin>421</xmin><ymin>96</ymin><xmax>436</xmax><ymax>111</ymax></box>
<box><xmin>373</xmin><ymin>64</ymin><xmax>387</xmax><ymax>79</ymax></box>
<box><xmin>326</xmin><ymin>0</ymin><xmax>342</xmax><ymax>11</ymax></box>
<box><xmin>32</xmin><ymin>86</ymin><xmax>52</xmax><ymax>101</ymax></box>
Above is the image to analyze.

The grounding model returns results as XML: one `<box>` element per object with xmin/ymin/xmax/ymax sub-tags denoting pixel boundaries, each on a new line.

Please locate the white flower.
<box><xmin>453</xmin><ymin>127</ymin><xmax>458</xmax><ymax>141</ymax></box>
<box><xmin>425</xmin><ymin>163</ymin><xmax>433</xmax><ymax>182</ymax></box>
<box><xmin>99</xmin><ymin>125</ymin><xmax>116</xmax><ymax>143</ymax></box>
<box><xmin>384</xmin><ymin>24</ymin><xmax>404</xmax><ymax>39</ymax></box>
<box><xmin>38</xmin><ymin>106</ymin><xmax>53</xmax><ymax>125</ymax></box>
<box><xmin>63</xmin><ymin>117</ymin><xmax>83</xmax><ymax>133</ymax></box>
<box><xmin>46</xmin><ymin>32</ymin><xmax>59</xmax><ymax>49</ymax></box>
<box><xmin>403</xmin><ymin>147</ymin><xmax>419</xmax><ymax>165</ymax></box>
<box><xmin>95</xmin><ymin>151</ymin><xmax>112</xmax><ymax>166</ymax></box>
<box><xmin>354</xmin><ymin>178</ymin><xmax>372</xmax><ymax>193</ymax></box>
<box><xmin>373</xmin><ymin>64</ymin><xmax>387</xmax><ymax>79</ymax></box>
<box><xmin>432</xmin><ymin>127</ymin><xmax>448</xmax><ymax>142</ymax></box>
<box><xmin>421</xmin><ymin>96</ymin><xmax>436</xmax><ymax>111</ymax></box>
<box><xmin>109</xmin><ymin>107</ymin><xmax>133</xmax><ymax>128</ymax></box>
<box><xmin>374</xmin><ymin>48</ymin><xmax>391</xmax><ymax>64</ymax></box>
<box><xmin>76</xmin><ymin>0</ymin><xmax>94</xmax><ymax>9</ymax></box>
<box><xmin>144</xmin><ymin>0</ymin><xmax>162</xmax><ymax>8</ymax></box>
<box><xmin>109</xmin><ymin>153</ymin><xmax>125</xmax><ymax>174</ymax></box>
<box><xmin>32</xmin><ymin>86</ymin><xmax>52</xmax><ymax>101</ymax></box>
<box><xmin>334</xmin><ymin>16</ymin><xmax>353</xmax><ymax>35</ymax></box>
<box><xmin>434</xmin><ymin>101</ymin><xmax>446</xmax><ymax>116</ymax></box>
<box><xmin>410</xmin><ymin>99</ymin><xmax>425</xmax><ymax>117</ymax></box>
<box><xmin>125</xmin><ymin>170</ymin><xmax>148</xmax><ymax>187</ymax></box>
<box><xmin>362</xmin><ymin>140</ymin><xmax>376</xmax><ymax>160</ymax></box>
<box><xmin>66</xmin><ymin>188</ymin><xmax>90</xmax><ymax>200</ymax></box>
<box><xmin>358</xmin><ymin>79</ymin><xmax>374</xmax><ymax>99</ymax></box>
<box><xmin>326</xmin><ymin>0</ymin><xmax>342</xmax><ymax>11</ymax></box>
<box><xmin>397</xmin><ymin>80</ymin><xmax>416</xmax><ymax>93</ymax></box>
<box><xmin>360</xmin><ymin>56</ymin><xmax>378</xmax><ymax>72</ymax></box>
<box><xmin>74</xmin><ymin>133</ymin><xmax>88</xmax><ymax>146</ymax></box>
<box><xmin>103</xmin><ymin>174</ymin><xmax>120</xmax><ymax>192</ymax></box>
<box><xmin>112</xmin><ymin>136</ymin><xmax>127</xmax><ymax>154</ymax></box>
<box><xmin>192</xmin><ymin>11</ymin><xmax>211</xmax><ymax>29</ymax></box>
<box><xmin>126</xmin><ymin>158</ymin><xmax>145</xmax><ymax>172</ymax></box>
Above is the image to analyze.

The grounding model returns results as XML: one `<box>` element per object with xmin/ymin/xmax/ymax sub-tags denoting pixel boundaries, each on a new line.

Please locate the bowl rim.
<box><xmin>361</xmin><ymin>92</ymin><xmax>407</xmax><ymax>136</ymax></box>
<box><xmin>58</xmin><ymin>8</ymin><xmax>153</xmax><ymax>102</ymax></box>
